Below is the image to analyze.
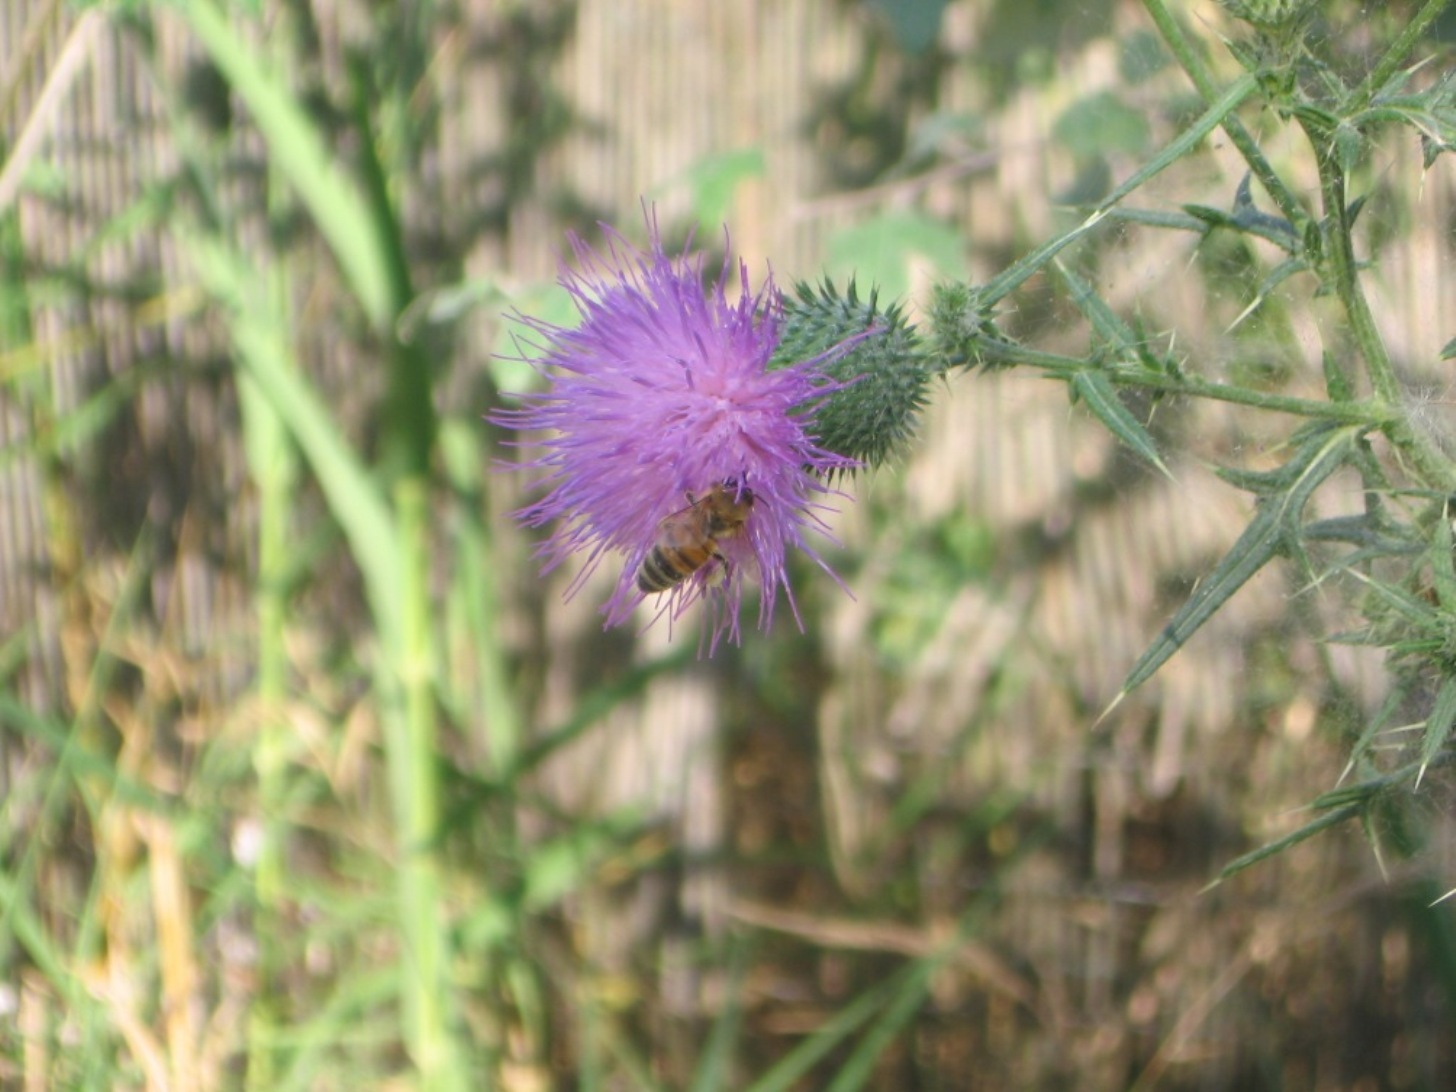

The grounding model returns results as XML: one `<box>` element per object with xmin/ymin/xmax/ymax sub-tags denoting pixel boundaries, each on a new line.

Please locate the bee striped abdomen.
<box><xmin>636</xmin><ymin>542</ymin><xmax>720</xmax><ymax>592</ymax></box>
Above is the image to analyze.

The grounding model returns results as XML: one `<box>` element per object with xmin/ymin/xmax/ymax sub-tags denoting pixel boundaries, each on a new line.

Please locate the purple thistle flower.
<box><xmin>493</xmin><ymin>213</ymin><xmax>854</xmax><ymax>647</ymax></box>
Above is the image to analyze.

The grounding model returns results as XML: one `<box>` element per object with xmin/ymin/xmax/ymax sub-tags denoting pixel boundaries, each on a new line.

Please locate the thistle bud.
<box><xmin>774</xmin><ymin>279</ymin><xmax>929</xmax><ymax>471</ymax></box>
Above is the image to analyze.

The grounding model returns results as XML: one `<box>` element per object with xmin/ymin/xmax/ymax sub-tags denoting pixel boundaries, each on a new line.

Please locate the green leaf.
<box><xmin>175</xmin><ymin>0</ymin><xmax>395</xmax><ymax>328</ymax></box>
<box><xmin>1431</xmin><ymin>505</ymin><xmax>1456</xmax><ymax>610</ymax></box>
<box><xmin>1227</xmin><ymin>255</ymin><xmax>1309</xmax><ymax>330</ymax></box>
<box><xmin>1323</xmin><ymin>349</ymin><xmax>1355</xmax><ymax>401</ymax></box>
<box><xmin>1113</xmin><ymin>426</ymin><xmax>1356</xmax><ymax>700</ymax></box>
<box><xmin>1341</xmin><ymin>684</ymin><xmax>1411</xmax><ymax>785</ymax></box>
<box><xmin>1419</xmin><ymin>674</ymin><xmax>1456</xmax><ymax>788</ymax></box>
<box><xmin>1053</xmin><ymin>260</ymin><xmax>1133</xmax><ymax>348</ymax></box>
<box><xmin>182</xmin><ymin>233</ymin><xmax>403</xmax><ymax>637</ymax></box>
<box><xmin>980</xmin><ymin>72</ymin><xmax>1258</xmax><ymax>310</ymax></box>
<box><xmin>1333</xmin><ymin>120</ymin><xmax>1366</xmax><ymax>174</ymax></box>
<box><xmin>1183</xmin><ymin>175</ymin><xmax>1299</xmax><ymax>251</ymax></box>
<box><xmin>1070</xmin><ymin>371</ymin><xmax>1170</xmax><ymax>478</ymax></box>
<box><xmin>1210</xmin><ymin>801</ymin><xmax>1364</xmax><ymax>885</ymax></box>
<box><xmin>1050</xmin><ymin>262</ymin><xmax>1170</xmax><ymax>476</ymax></box>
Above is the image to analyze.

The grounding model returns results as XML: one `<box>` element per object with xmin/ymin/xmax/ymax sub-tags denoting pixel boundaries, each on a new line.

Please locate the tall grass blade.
<box><xmin>174</xmin><ymin>0</ymin><xmax>394</xmax><ymax>327</ymax></box>
<box><xmin>823</xmin><ymin>957</ymin><xmax>936</xmax><ymax>1092</ymax></box>
<box><xmin>181</xmin><ymin>233</ymin><xmax>401</xmax><ymax>632</ymax></box>
<box><xmin>742</xmin><ymin>967</ymin><xmax>914</xmax><ymax>1092</ymax></box>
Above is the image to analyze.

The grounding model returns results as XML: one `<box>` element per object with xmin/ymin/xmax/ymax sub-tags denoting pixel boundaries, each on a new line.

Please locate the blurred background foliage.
<box><xmin>3</xmin><ymin>0</ymin><xmax>1456</xmax><ymax>1088</ymax></box>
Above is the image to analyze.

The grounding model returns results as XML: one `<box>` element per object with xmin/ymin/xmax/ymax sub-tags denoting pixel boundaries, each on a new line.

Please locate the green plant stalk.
<box><xmin>1140</xmin><ymin>0</ymin><xmax>1307</xmax><ymax>229</ymax></box>
<box><xmin>348</xmin><ymin>64</ymin><xmax>468</xmax><ymax>1084</ymax></box>
<box><xmin>387</xmin><ymin>474</ymin><xmax>467</xmax><ymax>1087</ymax></box>
<box><xmin>238</xmin><ymin>365</ymin><xmax>293</xmax><ymax>1091</ymax></box>
<box><xmin>1307</xmin><ymin>139</ymin><xmax>1456</xmax><ymax>491</ymax></box>
<box><xmin>187</xmin><ymin>234</ymin><xmax>470</xmax><ymax>1079</ymax></box>
<box><xmin>972</xmin><ymin>338</ymin><xmax>1395</xmax><ymax>425</ymax></box>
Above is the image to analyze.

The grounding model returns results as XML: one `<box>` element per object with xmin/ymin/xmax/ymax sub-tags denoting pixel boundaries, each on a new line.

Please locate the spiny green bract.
<box><xmin>774</xmin><ymin>278</ymin><xmax>929</xmax><ymax>472</ymax></box>
<box><xmin>1219</xmin><ymin>0</ymin><xmax>1318</xmax><ymax>31</ymax></box>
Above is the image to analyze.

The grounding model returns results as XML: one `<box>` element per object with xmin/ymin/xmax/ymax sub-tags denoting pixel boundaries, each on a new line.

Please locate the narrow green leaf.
<box><xmin>980</xmin><ymin>72</ymin><xmax>1257</xmax><ymax>309</ymax></box>
<box><xmin>689</xmin><ymin>945</ymin><xmax>750</xmax><ymax>1092</ymax></box>
<box><xmin>182</xmin><ymin>233</ymin><xmax>402</xmax><ymax>637</ymax></box>
<box><xmin>824</xmin><ymin>958</ymin><xmax>936</xmax><ymax>1092</ymax></box>
<box><xmin>1215</xmin><ymin>461</ymin><xmax>1306</xmax><ymax>495</ymax></box>
<box><xmin>1117</xmin><ymin>499</ymin><xmax>1285</xmax><ymax>699</ymax></box>
<box><xmin>1103</xmin><ymin>206</ymin><xmax>1209</xmax><ymax>234</ymax></box>
<box><xmin>1323</xmin><ymin>348</ymin><xmax>1356</xmax><ymax>401</ymax></box>
<box><xmin>1070</xmin><ymin>371</ymin><xmax>1171</xmax><ymax>478</ymax></box>
<box><xmin>1055</xmin><ymin>261</ymin><xmax>1134</xmax><ymax>349</ymax></box>
<box><xmin>175</xmin><ymin>0</ymin><xmax>394</xmax><ymax>328</ymax></box>
<box><xmin>1227</xmin><ymin>255</ymin><xmax>1310</xmax><ymax>331</ymax></box>
<box><xmin>1341</xmin><ymin>683</ymin><xmax>1412</xmax><ymax>784</ymax></box>
<box><xmin>1115</xmin><ymin>427</ymin><xmax>1355</xmax><ymax>699</ymax></box>
<box><xmin>1419</xmin><ymin>674</ymin><xmax>1456</xmax><ymax>787</ymax></box>
<box><xmin>742</xmin><ymin>966</ymin><xmax>912</xmax><ymax>1092</ymax></box>
<box><xmin>1209</xmin><ymin>802</ymin><xmax>1364</xmax><ymax>885</ymax></box>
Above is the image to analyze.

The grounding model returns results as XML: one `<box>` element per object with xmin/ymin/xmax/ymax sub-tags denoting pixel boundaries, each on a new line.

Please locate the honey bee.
<box><xmin>637</xmin><ymin>480</ymin><xmax>755</xmax><ymax>593</ymax></box>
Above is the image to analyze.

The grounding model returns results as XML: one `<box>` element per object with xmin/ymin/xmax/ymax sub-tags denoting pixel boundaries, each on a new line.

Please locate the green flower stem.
<box><xmin>1349</xmin><ymin>0</ymin><xmax>1453</xmax><ymax>113</ymax></box>
<box><xmin>1140</xmin><ymin>0</ymin><xmax>1307</xmax><ymax>229</ymax></box>
<box><xmin>973</xmin><ymin>337</ymin><xmax>1396</xmax><ymax>426</ymax></box>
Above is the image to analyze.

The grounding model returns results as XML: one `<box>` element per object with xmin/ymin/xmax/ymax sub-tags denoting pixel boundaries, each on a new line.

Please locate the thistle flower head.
<box><xmin>492</xmin><ymin>214</ymin><xmax>854</xmax><ymax>646</ymax></box>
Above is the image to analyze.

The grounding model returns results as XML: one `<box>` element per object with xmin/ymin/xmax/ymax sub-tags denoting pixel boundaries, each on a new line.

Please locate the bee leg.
<box><xmin>703</xmin><ymin>549</ymin><xmax>731</xmax><ymax>590</ymax></box>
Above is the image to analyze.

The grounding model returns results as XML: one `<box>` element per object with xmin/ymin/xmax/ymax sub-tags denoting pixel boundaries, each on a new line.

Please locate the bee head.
<box><xmin>721</xmin><ymin>474</ymin><xmax>754</xmax><ymax>506</ymax></box>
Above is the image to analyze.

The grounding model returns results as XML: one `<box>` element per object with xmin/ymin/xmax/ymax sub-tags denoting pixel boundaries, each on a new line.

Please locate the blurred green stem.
<box><xmin>237</xmin><ymin>362</ymin><xmax>292</xmax><ymax>1091</ymax></box>
<box><xmin>387</xmin><ymin>475</ymin><xmax>463</xmax><ymax>1085</ymax></box>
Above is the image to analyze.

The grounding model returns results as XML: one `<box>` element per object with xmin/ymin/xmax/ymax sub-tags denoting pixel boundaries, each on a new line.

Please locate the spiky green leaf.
<box><xmin>1070</xmin><ymin>371</ymin><xmax>1170</xmax><ymax>478</ymax></box>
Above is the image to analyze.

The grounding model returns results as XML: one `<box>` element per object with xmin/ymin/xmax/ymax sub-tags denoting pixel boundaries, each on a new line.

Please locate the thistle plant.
<box><xmin>497</xmin><ymin>0</ymin><xmax>1456</xmax><ymax>877</ymax></box>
